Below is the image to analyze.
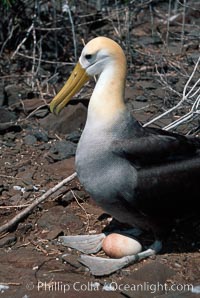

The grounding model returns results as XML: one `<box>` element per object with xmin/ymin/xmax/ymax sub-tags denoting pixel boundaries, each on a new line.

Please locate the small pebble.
<box><xmin>102</xmin><ymin>233</ymin><xmax>142</xmax><ymax>258</ymax></box>
<box><xmin>24</xmin><ymin>134</ymin><xmax>37</xmax><ymax>145</ymax></box>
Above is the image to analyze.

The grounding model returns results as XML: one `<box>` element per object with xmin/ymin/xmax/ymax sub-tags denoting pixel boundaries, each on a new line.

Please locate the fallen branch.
<box><xmin>0</xmin><ymin>172</ymin><xmax>77</xmax><ymax>235</ymax></box>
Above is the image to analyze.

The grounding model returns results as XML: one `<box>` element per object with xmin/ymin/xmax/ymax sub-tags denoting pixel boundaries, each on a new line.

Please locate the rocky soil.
<box><xmin>0</xmin><ymin>1</ymin><xmax>200</xmax><ymax>297</ymax></box>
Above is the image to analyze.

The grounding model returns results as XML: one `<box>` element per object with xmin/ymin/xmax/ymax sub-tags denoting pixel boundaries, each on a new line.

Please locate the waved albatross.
<box><xmin>50</xmin><ymin>37</ymin><xmax>200</xmax><ymax>276</ymax></box>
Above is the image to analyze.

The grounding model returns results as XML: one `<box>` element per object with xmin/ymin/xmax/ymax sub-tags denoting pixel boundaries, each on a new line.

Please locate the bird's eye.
<box><xmin>85</xmin><ymin>54</ymin><xmax>92</xmax><ymax>60</ymax></box>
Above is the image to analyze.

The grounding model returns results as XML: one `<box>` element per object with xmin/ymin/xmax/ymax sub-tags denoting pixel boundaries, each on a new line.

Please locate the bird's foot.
<box><xmin>58</xmin><ymin>233</ymin><xmax>106</xmax><ymax>254</ymax></box>
<box><xmin>58</xmin><ymin>228</ymin><xmax>141</xmax><ymax>254</ymax></box>
<box><xmin>58</xmin><ymin>230</ymin><xmax>160</xmax><ymax>276</ymax></box>
<box><xmin>79</xmin><ymin>240</ymin><xmax>162</xmax><ymax>276</ymax></box>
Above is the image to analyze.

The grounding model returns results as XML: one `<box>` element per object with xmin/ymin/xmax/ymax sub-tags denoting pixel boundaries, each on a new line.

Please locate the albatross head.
<box><xmin>50</xmin><ymin>37</ymin><xmax>126</xmax><ymax>114</ymax></box>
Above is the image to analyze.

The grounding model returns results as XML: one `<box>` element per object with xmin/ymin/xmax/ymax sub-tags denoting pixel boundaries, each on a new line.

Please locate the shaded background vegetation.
<box><xmin>0</xmin><ymin>0</ymin><xmax>200</xmax><ymax>132</ymax></box>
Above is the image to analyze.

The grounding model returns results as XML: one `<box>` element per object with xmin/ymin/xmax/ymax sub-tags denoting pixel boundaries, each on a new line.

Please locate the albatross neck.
<box><xmin>88</xmin><ymin>60</ymin><xmax>127</xmax><ymax>124</ymax></box>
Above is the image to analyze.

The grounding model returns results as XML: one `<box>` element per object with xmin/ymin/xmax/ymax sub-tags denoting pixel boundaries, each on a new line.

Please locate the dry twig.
<box><xmin>144</xmin><ymin>56</ymin><xmax>200</xmax><ymax>130</ymax></box>
<box><xmin>71</xmin><ymin>190</ymin><xmax>90</xmax><ymax>232</ymax></box>
<box><xmin>0</xmin><ymin>173</ymin><xmax>77</xmax><ymax>235</ymax></box>
<box><xmin>11</xmin><ymin>23</ymin><xmax>34</xmax><ymax>60</ymax></box>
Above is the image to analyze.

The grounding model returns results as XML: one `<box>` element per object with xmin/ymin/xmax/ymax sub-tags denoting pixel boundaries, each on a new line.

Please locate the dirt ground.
<box><xmin>0</xmin><ymin>1</ymin><xmax>200</xmax><ymax>297</ymax></box>
<box><xmin>0</xmin><ymin>132</ymin><xmax>200</xmax><ymax>298</ymax></box>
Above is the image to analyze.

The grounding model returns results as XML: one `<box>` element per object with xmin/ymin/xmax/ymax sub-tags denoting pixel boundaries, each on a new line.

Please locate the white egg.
<box><xmin>102</xmin><ymin>233</ymin><xmax>142</xmax><ymax>258</ymax></box>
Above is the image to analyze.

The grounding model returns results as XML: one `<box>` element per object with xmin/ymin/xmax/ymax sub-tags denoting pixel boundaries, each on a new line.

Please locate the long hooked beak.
<box><xmin>50</xmin><ymin>62</ymin><xmax>90</xmax><ymax>114</ymax></box>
